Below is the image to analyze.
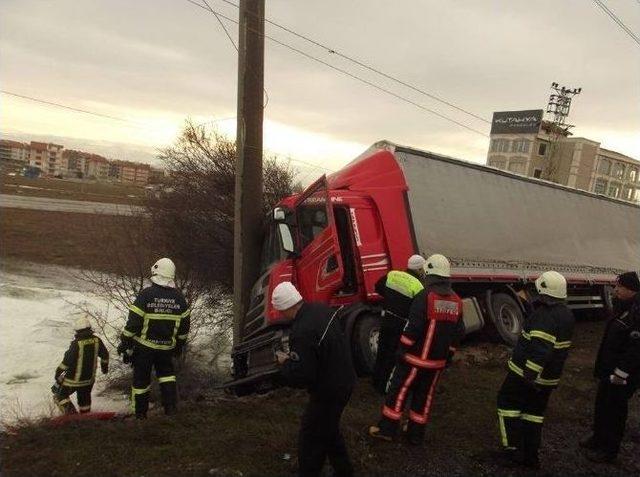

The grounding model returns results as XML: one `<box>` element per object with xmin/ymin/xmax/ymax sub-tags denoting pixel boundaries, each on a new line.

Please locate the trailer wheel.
<box><xmin>351</xmin><ymin>313</ymin><xmax>381</xmax><ymax>376</ymax></box>
<box><xmin>490</xmin><ymin>293</ymin><xmax>523</xmax><ymax>347</ymax></box>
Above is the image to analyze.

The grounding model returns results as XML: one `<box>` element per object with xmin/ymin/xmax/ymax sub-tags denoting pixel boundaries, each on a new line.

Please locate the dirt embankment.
<box><xmin>2</xmin><ymin>320</ymin><xmax>638</xmax><ymax>476</ymax></box>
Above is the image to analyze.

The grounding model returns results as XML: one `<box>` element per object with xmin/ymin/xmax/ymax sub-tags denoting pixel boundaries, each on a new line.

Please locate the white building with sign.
<box><xmin>486</xmin><ymin>110</ymin><xmax>640</xmax><ymax>203</ymax></box>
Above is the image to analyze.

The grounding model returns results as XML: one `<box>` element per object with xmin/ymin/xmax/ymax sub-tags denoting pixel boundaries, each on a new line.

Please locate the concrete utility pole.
<box><xmin>233</xmin><ymin>0</ymin><xmax>265</xmax><ymax>346</ymax></box>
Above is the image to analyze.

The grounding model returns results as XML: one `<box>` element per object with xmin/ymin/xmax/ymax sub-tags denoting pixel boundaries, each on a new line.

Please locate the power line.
<box><xmin>593</xmin><ymin>0</ymin><xmax>640</xmax><ymax>47</ymax></box>
<box><xmin>1</xmin><ymin>90</ymin><xmax>142</xmax><ymax>126</ymax></box>
<box><xmin>183</xmin><ymin>0</ymin><xmax>489</xmax><ymax>138</ymax></box>
<box><xmin>217</xmin><ymin>0</ymin><xmax>490</xmax><ymax>124</ymax></box>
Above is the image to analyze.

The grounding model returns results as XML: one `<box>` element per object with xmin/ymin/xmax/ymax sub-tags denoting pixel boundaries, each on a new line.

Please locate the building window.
<box><xmin>538</xmin><ymin>143</ymin><xmax>547</xmax><ymax>156</ymax></box>
<box><xmin>597</xmin><ymin>157</ymin><xmax>611</xmax><ymax>175</ymax></box>
<box><xmin>628</xmin><ymin>167</ymin><xmax>638</xmax><ymax>182</ymax></box>
<box><xmin>593</xmin><ymin>178</ymin><xmax>607</xmax><ymax>194</ymax></box>
<box><xmin>622</xmin><ymin>186</ymin><xmax>633</xmax><ymax>201</ymax></box>
<box><xmin>488</xmin><ymin>156</ymin><xmax>506</xmax><ymax>169</ymax></box>
<box><xmin>507</xmin><ymin>159</ymin><xmax>527</xmax><ymax>175</ymax></box>
<box><xmin>533</xmin><ymin>169</ymin><xmax>542</xmax><ymax>178</ymax></box>
<box><xmin>511</xmin><ymin>139</ymin><xmax>531</xmax><ymax>154</ymax></box>
<box><xmin>491</xmin><ymin>139</ymin><xmax>511</xmax><ymax>153</ymax></box>
<box><xmin>608</xmin><ymin>182</ymin><xmax>621</xmax><ymax>198</ymax></box>
<box><xmin>612</xmin><ymin>162</ymin><xmax>625</xmax><ymax>179</ymax></box>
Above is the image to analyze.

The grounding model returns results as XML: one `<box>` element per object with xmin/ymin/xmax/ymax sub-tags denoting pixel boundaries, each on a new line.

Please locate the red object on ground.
<box><xmin>49</xmin><ymin>411</ymin><xmax>121</xmax><ymax>427</ymax></box>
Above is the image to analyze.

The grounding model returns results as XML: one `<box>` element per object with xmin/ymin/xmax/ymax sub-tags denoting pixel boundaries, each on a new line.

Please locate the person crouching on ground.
<box><xmin>53</xmin><ymin>316</ymin><xmax>109</xmax><ymax>414</ymax></box>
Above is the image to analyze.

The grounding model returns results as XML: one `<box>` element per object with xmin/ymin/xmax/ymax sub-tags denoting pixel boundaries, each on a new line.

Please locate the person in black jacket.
<box><xmin>496</xmin><ymin>271</ymin><xmax>575</xmax><ymax>468</ymax></box>
<box><xmin>370</xmin><ymin>254</ymin><xmax>464</xmax><ymax>445</ymax></box>
<box><xmin>117</xmin><ymin>258</ymin><xmax>190</xmax><ymax>418</ymax></box>
<box><xmin>53</xmin><ymin>316</ymin><xmax>109</xmax><ymax>414</ymax></box>
<box><xmin>273</xmin><ymin>282</ymin><xmax>356</xmax><ymax>477</ymax></box>
<box><xmin>581</xmin><ymin>270</ymin><xmax>640</xmax><ymax>463</ymax></box>
<box><xmin>372</xmin><ymin>254</ymin><xmax>425</xmax><ymax>394</ymax></box>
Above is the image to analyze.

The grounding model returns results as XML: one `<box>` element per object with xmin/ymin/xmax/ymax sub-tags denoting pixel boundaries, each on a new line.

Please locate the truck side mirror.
<box><xmin>274</xmin><ymin>208</ymin><xmax>286</xmax><ymax>221</ymax></box>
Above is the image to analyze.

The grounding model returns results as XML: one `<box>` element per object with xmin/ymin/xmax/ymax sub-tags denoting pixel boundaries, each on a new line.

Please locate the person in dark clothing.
<box><xmin>272</xmin><ymin>281</ymin><xmax>356</xmax><ymax>477</ymax></box>
<box><xmin>117</xmin><ymin>258</ymin><xmax>190</xmax><ymax>418</ymax></box>
<box><xmin>53</xmin><ymin>316</ymin><xmax>109</xmax><ymax>414</ymax></box>
<box><xmin>496</xmin><ymin>270</ymin><xmax>575</xmax><ymax>468</ymax></box>
<box><xmin>372</xmin><ymin>254</ymin><xmax>426</xmax><ymax>394</ymax></box>
<box><xmin>370</xmin><ymin>254</ymin><xmax>464</xmax><ymax>445</ymax></box>
<box><xmin>581</xmin><ymin>270</ymin><xmax>640</xmax><ymax>463</ymax></box>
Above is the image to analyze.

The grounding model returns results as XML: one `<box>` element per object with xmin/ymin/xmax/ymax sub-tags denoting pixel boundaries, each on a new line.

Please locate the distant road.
<box><xmin>0</xmin><ymin>194</ymin><xmax>145</xmax><ymax>215</ymax></box>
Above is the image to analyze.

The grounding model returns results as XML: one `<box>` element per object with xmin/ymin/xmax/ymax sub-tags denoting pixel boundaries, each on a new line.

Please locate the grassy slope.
<box><xmin>1</xmin><ymin>175</ymin><xmax>144</xmax><ymax>205</ymax></box>
<box><xmin>2</xmin><ymin>320</ymin><xmax>639</xmax><ymax>476</ymax></box>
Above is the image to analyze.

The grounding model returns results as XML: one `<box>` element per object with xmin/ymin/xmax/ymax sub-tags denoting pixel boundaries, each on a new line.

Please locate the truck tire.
<box><xmin>490</xmin><ymin>293</ymin><xmax>523</xmax><ymax>347</ymax></box>
<box><xmin>351</xmin><ymin>313</ymin><xmax>381</xmax><ymax>376</ymax></box>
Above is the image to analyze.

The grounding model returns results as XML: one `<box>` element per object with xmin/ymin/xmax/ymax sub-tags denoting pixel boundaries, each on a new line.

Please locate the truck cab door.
<box><xmin>294</xmin><ymin>175</ymin><xmax>345</xmax><ymax>302</ymax></box>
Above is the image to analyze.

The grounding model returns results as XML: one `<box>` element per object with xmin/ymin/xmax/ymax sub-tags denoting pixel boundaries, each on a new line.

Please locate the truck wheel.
<box><xmin>351</xmin><ymin>313</ymin><xmax>381</xmax><ymax>376</ymax></box>
<box><xmin>490</xmin><ymin>293</ymin><xmax>523</xmax><ymax>347</ymax></box>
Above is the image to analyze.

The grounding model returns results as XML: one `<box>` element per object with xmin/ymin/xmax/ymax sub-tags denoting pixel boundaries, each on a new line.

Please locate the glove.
<box><xmin>117</xmin><ymin>342</ymin><xmax>128</xmax><ymax>356</ymax></box>
<box><xmin>51</xmin><ymin>382</ymin><xmax>61</xmax><ymax>395</ymax></box>
<box><xmin>101</xmin><ymin>363</ymin><xmax>109</xmax><ymax>375</ymax></box>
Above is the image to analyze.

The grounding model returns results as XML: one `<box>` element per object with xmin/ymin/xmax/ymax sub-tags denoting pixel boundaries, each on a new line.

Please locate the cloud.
<box><xmin>1</xmin><ymin>0</ymin><xmax>638</xmax><ymax>169</ymax></box>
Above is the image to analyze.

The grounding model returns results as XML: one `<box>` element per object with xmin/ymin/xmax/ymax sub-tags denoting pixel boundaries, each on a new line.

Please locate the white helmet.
<box><xmin>535</xmin><ymin>271</ymin><xmax>567</xmax><ymax>299</ymax></box>
<box><xmin>74</xmin><ymin>316</ymin><xmax>91</xmax><ymax>331</ymax></box>
<box><xmin>150</xmin><ymin>257</ymin><xmax>176</xmax><ymax>287</ymax></box>
<box><xmin>424</xmin><ymin>254</ymin><xmax>451</xmax><ymax>278</ymax></box>
<box><xmin>407</xmin><ymin>254</ymin><xmax>426</xmax><ymax>271</ymax></box>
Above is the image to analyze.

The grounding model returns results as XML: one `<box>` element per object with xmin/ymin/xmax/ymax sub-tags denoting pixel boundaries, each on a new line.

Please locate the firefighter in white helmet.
<box><xmin>117</xmin><ymin>258</ymin><xmax>191</xmax><ymax>418</ymax></box>
<box><xmin>372</xmin><ymin>254</ymin><xmax>426</xmax><ymax>394</ymax></box>
<box><xmin>370</xmin><ymin>254</ymin><xmax>464</xmax><ymax>445</ymax></box>
<box><xmin>52</xmin><ymin>316</ymin><xmax>109</xmax><ymax>414</ymax></box>
<box><xmin>496</xmin><ymin>270</ymin><xmax>575</xmax><ymax>468</ymax></box>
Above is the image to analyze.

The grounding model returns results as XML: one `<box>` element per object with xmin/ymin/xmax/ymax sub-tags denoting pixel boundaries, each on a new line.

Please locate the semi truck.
<box><xmin>230</xmin><ymin>140</ymin><xmax>640</xmax><ymax>388</ymax></box>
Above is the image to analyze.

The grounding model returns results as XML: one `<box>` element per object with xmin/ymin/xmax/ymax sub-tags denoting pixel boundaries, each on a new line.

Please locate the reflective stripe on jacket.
<box><xmin>509</xmin><ymin>300</ymin><xmax>575</xmax><ymax>387</ymax></box>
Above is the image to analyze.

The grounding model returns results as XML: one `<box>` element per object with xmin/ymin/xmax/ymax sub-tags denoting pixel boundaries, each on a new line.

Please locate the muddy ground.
<box><xmin>2</xmin><ymin>319</ymin><xmax>638</xmax><ymax>476</ymax></box>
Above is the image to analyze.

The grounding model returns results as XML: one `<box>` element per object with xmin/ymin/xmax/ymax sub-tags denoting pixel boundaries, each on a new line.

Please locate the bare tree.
<box><xmin>72</xmin><ymin>120</ymin><xmax>299</xmax><ymax>390</ymax></box>
<box><xmin>148</xmin><ymin>119</ymin><xmax>300</xmax><ymax>290</ymax></box>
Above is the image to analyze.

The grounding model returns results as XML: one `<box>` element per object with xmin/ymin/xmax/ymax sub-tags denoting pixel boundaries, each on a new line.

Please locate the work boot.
<box><xmin>585</xmin><ymin>449</ymin><xmax>616</xmax><ymax>464</ymax></box>
<box><xmin>579</xmin><ymin>435</ymin><xmax>599</xmax><ymax>450</ymax></box>
<box><xmin>135</xmin><ymin>413</ymin><xmax>147</xmax><ymax>420</ymax></box>
<box><xmin>368</xmin><ymin>426</ymin><xmax>392</xmax><ymax>442</ymax></box>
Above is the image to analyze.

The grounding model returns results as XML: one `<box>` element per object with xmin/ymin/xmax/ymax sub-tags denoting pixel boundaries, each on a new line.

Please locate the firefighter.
<box><xmin>53</xmin><ymin>316</ymin><xmax>109</xmax><ymax>414</ymax></box>
<box><xmin>581</xmin><ymin>270</ymin><xmax>640</xmax><ymax>463</ymax></box>
<box><xmin>372</xmin><ymin>254</ymin><xmax>426</xmax><ymax>394</ymax></box>
<box><xmin>273</xmin><ymin>282</ymin><xmax>356</xmax><ymax>477</ymax></box>
<box><xmin>117</xmin><ymin>258</ymin><xmax>190</xmax><ymax>419</ymax></box>
<box><xmin>369</xmin><ymin>254</ymin><xmax>464</xmax><ymax>445</ymax></box>
<box><xmin>496</xmin><ymin>271</ymin><xmax>575</xmax><ymax>468</ymax></box>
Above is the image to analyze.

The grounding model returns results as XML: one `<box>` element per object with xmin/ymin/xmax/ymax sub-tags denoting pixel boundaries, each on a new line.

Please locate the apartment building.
<box><xmin>0</xmin><ymin>140</ymin><xmax>29</xmax><ymax>167</ymax></box>
<box><xmin>27</xmin><ymin>141</ymin><xmax>64</xmax><ymax>176</ymax></box>
<box><xmin>486</xmin><ymin>109</ymin><xmax>640</xmax><ymax>203</ymax></box>
<box><xmin>84</xmin><ymin>154</ymin><xmax>110</xmax><ymax>180</ymax></box>
<box><xmin>109</xmin><ymin>160</ymin><xmax>151</xmax><ymax>185</ymax></box>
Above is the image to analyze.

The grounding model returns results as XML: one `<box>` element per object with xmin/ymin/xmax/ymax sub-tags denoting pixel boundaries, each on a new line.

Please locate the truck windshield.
<box><xmin>259</xmin><ymin>220</ymin><xmax>288</xmax><ymax>274</ymax></box>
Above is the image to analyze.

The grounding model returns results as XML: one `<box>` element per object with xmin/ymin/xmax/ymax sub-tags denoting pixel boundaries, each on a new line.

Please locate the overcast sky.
<box><xmin>1</xmin><ymin>0</ymin><xmax>638</xmax><ymax>175</ymax></box>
